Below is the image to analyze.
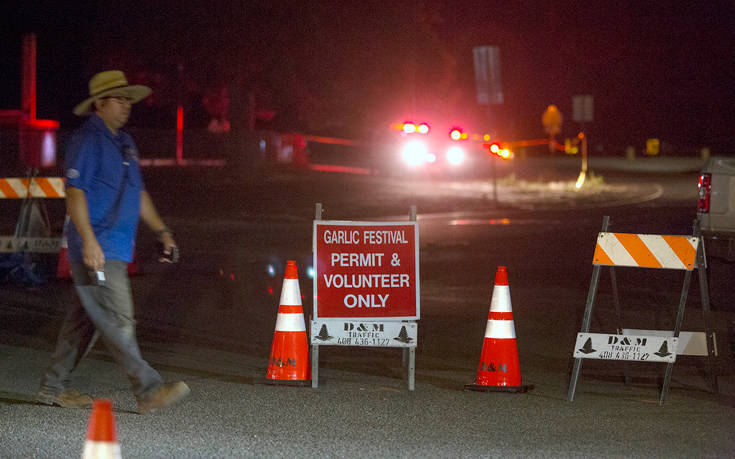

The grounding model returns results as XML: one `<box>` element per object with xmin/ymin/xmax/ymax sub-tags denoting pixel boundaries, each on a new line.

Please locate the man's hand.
<box><xmin>140</xmin><ymin>191</ymin><xmax>179</xmax><ymax>263</ymax></box>
<box><xmin>159</xmin><ymin>232</ymin><xmax>179</xmax><ymax>263</ymax></box>
<box><xmin>82</xmin><ymin>239</ymin><xmax>105</xmax><ymax>271</ymax></box>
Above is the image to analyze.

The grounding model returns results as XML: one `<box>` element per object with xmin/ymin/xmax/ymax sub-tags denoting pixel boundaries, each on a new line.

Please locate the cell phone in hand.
<box><xmin>159</xmin><ymin>245</ymin><xmax>179</xmax><ymax>263</ymax></box>
<box><xmin>88</xmin><ymin>269</ymin><xmax>105</xmax><ymax>286</ymax></box>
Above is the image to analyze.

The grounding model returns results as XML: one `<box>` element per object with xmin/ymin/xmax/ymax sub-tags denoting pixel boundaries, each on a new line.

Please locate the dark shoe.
<box><xmin>36</xmin><ymin>388</ymin><xmax>94</xmax><ymax>408</ymax></box>
<box><xmin>137</xmin><ymin>381</ymin><xmax>190</xmax><ymax>414</ymax></box>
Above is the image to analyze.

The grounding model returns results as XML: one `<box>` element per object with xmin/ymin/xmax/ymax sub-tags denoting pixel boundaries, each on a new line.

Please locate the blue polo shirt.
<box><xmin>64</xmin><ymin>114</ymin><xmax>145</xmax><ymax>263</ymax></box>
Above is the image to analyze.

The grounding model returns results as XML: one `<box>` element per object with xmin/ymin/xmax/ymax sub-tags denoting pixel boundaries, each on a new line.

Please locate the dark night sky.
<box><xmin>2</xmin><ymin>1</ymin><xmax>734</xmax><ymax>152</ymax></box>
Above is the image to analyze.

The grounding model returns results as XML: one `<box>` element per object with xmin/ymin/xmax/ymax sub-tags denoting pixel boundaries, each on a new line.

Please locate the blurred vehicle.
<box><xmin>697</xmin><ymin>156</ymin><xmax>735</xmax><ymax>261</ymax></box>
<box><xmin>697</xmin><ymin>156</ymin><xmax>735</xmax><ymax>313</ymax></box>
<box><xmin>379</xmin><ymin>122</ymin><xmax>484</xmax><ymax>177</ymax></box>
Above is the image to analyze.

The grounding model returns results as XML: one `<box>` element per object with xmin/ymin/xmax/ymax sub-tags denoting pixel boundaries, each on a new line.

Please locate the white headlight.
<box><xmin>401</xmin><ymin>140</ymin><xmax>428</xmax><ymax>167</ymax></box>
<box><xmin>446</xmin><ymin>146</ymin><xmax>465</xmax><ymax>166</ymax></box>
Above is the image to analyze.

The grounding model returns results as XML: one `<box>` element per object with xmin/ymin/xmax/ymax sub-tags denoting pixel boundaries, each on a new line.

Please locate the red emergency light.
<box><xmin>487</xmin><ymin>142</ymin><xmax>500</xmax><ymax>154</ymax></box>
<box><xmin>698</xmin><ymin>173</ymin><xmax>711</xmax><ymax>213</ymax></box>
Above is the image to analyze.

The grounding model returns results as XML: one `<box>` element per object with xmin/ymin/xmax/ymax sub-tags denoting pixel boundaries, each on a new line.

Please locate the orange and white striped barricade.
<box><xmin>0</xmin><ymin>177</ymin><xmax>65</xmax><ymax>199</ymax></box>
<box><xmin>0</xmin><ymin>177</ymin><xmax>141</xmax><ymax>278</ymax></box>
<box><xmin>0</xmin><ymin>176</ymin><xmax>64</xmax><ymax>253</ymax></box>
<box><xmin>568</xmin><ymin>216</ymin><xmax>717</xmax><ymax>405</ymax></box>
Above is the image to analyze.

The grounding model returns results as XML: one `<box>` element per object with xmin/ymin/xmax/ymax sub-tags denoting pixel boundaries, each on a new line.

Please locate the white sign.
<box><xmin>572</xmin><ymin>95</ymin><xmax>594</xmax><ymax>123</ymax></box>
<box><xmin>0</xmin><ymin>236</ymin><xmax>62</xmax><ymax>253</ymax></box>
<box><xmin>473</xmin><ymin>46</ymin><xmax>503</xmax><ymax>105</ymax></box>
<box><xmin>623</xmin><ymin>329</ymin><xmax>714</xmax><ymax>356</ymax></box>
<box><xmin>311</xmin><ymin>319</ymin><xmax>417</xmax><ymax>347</ymax></box>
<box><xmin>574</xmin><ymin>332</ymin><xmax>678</xmax><ymax>362</ymax></box>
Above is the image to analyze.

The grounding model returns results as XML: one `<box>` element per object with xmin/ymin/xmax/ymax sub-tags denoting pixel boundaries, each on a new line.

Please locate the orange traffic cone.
<box><xmin>465</xmin><ymin>266</ymin><xmax>533</xmax><ymax>393</ymax></box>
<box><xmin>265</xmin><ymin>260</ymin><xmax>311</xmax><ymax>385</ymax></box>
<box><xmin>82</xmin><ymin>399</ymin><xmax>121</xmax><ymax>459</ymax></box>
<box><xmin>56</xmin><ymin>216</ymin><xmax>71</xmax><ymax>280</ymax></box>
<box><xmin>127</xmin><ymin>247</ymin><xmax>139</xmax><ymax>275</ymax></box>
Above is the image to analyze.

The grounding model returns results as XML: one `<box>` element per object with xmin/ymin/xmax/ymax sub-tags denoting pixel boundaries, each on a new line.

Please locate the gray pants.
<box><xmin>40</xmin><ymin>260</ymin><xmax>163</xmax><ymax>399</ymax></box>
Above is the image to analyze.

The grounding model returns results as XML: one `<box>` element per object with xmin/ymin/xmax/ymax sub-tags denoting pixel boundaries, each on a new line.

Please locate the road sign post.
<box><xmin>474</xmin><ymin>46</ymin><xmax>503</xmax><ymax>206</ymax></box>
<box><xmin>571</xmin><ymin>96</ymin><xmax>593</xmax><ymax>188</ymax></box>
<box><xmin>473</xmin><ymin>46</ymin><xmax>503</xmax><ymax>107</ymax></box>
<box><xmin>572</xmin><ymin>95</ymin><xmax>593</xmax><ymax>124</ymax></box>
<box><xmin>646</xmin><ymin>138</ymin><xmax>660</xmax><ymax>156</ymax></box>
<box><xmin>542</xmin><ymin>105</ymin><xmax>563</xmax><ymax>137</ymax></box>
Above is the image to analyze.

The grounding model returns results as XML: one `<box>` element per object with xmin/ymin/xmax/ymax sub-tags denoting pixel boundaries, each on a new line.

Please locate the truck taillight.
<box><xmin>698</xmin><ymin>173</ymin><xmax>711</xmax><ymax>213</ymax></box>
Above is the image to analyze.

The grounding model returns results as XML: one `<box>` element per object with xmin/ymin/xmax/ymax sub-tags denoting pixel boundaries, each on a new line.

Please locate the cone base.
<box><xmin>258</xmin><ymin>378</ymin><xmax>312</xmax><ymax>387</ymax></box>
<box><xmin>464</xmin><ymin>383</ymin><xmax>534</xmax><ymax>393</ymax></box>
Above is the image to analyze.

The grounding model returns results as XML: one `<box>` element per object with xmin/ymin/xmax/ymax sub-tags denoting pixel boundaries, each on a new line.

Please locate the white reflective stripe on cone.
<box><xmin>279</xmin><ymin>279</ymin><xmax>302</xmax><ymax>306</ymax></box>
<box><xmin>489</xmin><ymin>285</ymin><xmax>512</xmax><ymax>312</ymax></box>
<box><xmin>275</xmin><ymin>313</ymin><xmax>306</xmax><ymax>332</ymax></box>
<box><xmin>83</xmin><ymin>441</ymin><xmax>121</xmax><ymax>459</ymax></box>
<box><xmin>485</xmin><ymin>319</ymin><xmax>516</xmax><ymax>339</ymax></box>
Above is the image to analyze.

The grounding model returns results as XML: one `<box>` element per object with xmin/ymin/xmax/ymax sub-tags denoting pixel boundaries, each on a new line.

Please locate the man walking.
<box><xmin>37</xmin><ymin>70</ymin><xmax>189</xmax><ymax>414</ymax></box>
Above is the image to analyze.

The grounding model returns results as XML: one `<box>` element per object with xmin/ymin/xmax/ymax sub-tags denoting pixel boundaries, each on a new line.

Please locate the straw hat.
<box><xmin>73</xmin><ymin>70</ymin><xmax>151</xmax><ymax>116</ymax></box>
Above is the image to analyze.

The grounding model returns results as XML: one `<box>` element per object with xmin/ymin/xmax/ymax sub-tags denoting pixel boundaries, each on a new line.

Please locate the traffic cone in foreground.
<box><xmin>265</xmin><ymin>260</ymin><xmax>311</xmax><ymax>385</ymax></box>
<box><xmin>83</xmin><ymin>399</ymin><xmax>121</xmax><ymax>459</ymax></box>
<box><xmin>465</xmin><ymin>266</ymin><xmax>533</xmax><ymax>393</ymax></box>
<box><xmin>56</xmin><ymin>216</ymin><xmax>71</xmax><ymax>279</ymax></box>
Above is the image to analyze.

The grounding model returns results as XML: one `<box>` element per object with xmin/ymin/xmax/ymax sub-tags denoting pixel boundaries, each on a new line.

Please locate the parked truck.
<box><xmin>697</xmin><ymin>156</ymin><xmax>735</xmax><ymax>314</ymax></box>
<box><xmin>697</xmin><ymin>156</ymin><xmax>735</xmax><ymax>261</ymax></box>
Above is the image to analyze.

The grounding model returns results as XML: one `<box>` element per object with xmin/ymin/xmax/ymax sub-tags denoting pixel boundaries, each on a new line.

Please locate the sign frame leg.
<box><xmin>311</xmin><ymin>344</ymin><xmax>319</xmax><ymax>388</ymax></box>
<box><xmin>408</xmin><ymin>347</ymin><xmax>415</xmax><ymax>391</ymax></box>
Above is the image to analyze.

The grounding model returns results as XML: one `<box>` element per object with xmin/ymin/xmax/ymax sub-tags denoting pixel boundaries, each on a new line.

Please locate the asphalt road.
<box><xmin>1</xmin><ymin>156</ymin><xmax>733</xmax><ymax>457</ymax></box>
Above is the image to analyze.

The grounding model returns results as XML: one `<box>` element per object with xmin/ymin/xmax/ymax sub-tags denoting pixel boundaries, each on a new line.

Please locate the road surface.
<box><xmin>1</xmin><ymin>157</ymin><xmax>733</xmax><ymax>457</ymax></box>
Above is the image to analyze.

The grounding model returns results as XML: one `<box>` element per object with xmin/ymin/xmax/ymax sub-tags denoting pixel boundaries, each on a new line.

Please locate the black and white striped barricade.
<box><xmin>311</xmin><ymin>203</ymin><xmax>419</xmax><ymax>390</ymax></box>
<box><xmin>568</xmin><ymin>216</ymin><xmax>717</xmax><ymax>405</ymax></box>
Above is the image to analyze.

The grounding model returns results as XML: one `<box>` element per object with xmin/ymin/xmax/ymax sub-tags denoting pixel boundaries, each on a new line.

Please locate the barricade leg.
<box><xmin>15</xmin><ymin>198</ymin><xmax>51</xmax><ymax>238</ymax></box>
<box><xmin>568</xmin><ymin>263</ymin><xmax>603</xmax><ymax>401</ymax></box>
<box><xmin>660</xmin><ymin>269</ymin><xmax>692</xmax><ymax>405</ymax></box>
<box><xmin>569</xmin><ymin>216</ymin><xmax>609</xmax><ymax>402</ymax></box>
<box><xmin>568</xmin><ymin>359</ymin><xmax>584</xmax><ymax>401</ymax></box>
